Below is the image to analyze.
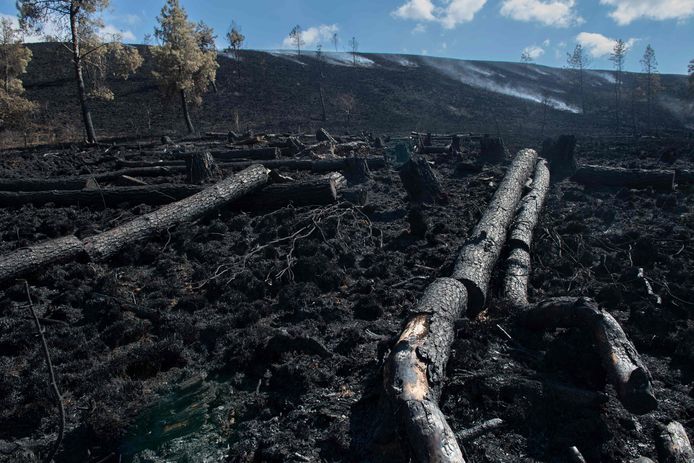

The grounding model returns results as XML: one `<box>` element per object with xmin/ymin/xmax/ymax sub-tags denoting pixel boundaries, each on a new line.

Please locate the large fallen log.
<box><xmin>115</xmin><ymin>157</ymin><xmax>387</xmax><ymax>171</ymax></box>
<box><xmin>0</xmin><ymin>165</ymin><xmax>270</xmax><ymax>285</ymax></box>
<box><xmin>197</xmin><ymin>147</ymin><xmax>280</xmax><ymax>161</ymax></box>
<box><xmin>383</xmin><ymin>278</ymin><xmax>468</xmax><ymax>462</ymax></box>
<box><xmin>452</xmin><ymin>148</ymin><xmax>538</xmax><ymax>315</ymax></box>
<box><xmin>0</xmin><ymin>185</ymin><xmax>201</xmax><ymax>207</ymax></box>
<box><xmin>657</xmin><ymin>421</ymin><xmax>694</xmax><ymax>463</ymax></box>
<box><xmin>522</xmin><ymin>297</ymin><xmax>657</xmax><ymax>414</ymax></box>
<box><xmin>503</xmin><ymin>159</ymin><xmax>551</xmax><ymax>306</ymax></box>
<box><xmin>573</xmin><ymin>165</ymin><xmax>675</xmax><ymax>191</ymax></box>
<box><xmin>231</xmin><ymin>177</ymin><xmax>340</xmax><ymax>211</ymax></box>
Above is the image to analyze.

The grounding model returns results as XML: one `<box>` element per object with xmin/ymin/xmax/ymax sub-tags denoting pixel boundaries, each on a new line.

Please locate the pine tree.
<box><xmin>0</xmin><ymin>17</ymin><xmax>36</xmax><ymax>132</ymax></box>
<box><xmin>640</xmin><ymin>44</ymin><xmax>660</xmax><ymax>130</ymax></box>
<box><xmin>289</xmin><ymin>25</ymin><xmax>304</xmax><ymax>56</ymax></box>
<box><xmin>566</xmin><ymin>44</ymin><xmax>590</xmax><ymax>114</ymax></box>
<box><xmin>226</xmin><ymin>21</ymin><xmax>245</xmax><ymax>64</ymax></box>
<box><xmin>609</xmin><ymin>39</ymin><xmax>628</xmax><ymax>134</ymax></box>
<box><xmin>18</xmin><ymin>0</ymin><xmax>142</xmax><ymax>143</ymax></box>
<box><xmin>151</xmin><ymin>0</ymin><xmax>219</xmax><ymax>134</ymax></box>
<box><xmin>349</xmin><ymin>36</ymin><xmax>359</xmax><ymax>65</ymax></box>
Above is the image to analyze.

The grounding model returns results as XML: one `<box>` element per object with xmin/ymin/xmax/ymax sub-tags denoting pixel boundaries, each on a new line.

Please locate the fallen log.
<box><xmin>657</xmin><ymin>421</ymin><xmax>694</xmax><ymax>463</ymax></box>
<box><xmin>0</xmin><ymin>185</ymin><xmax>201</xmax><ymax>207</ymax></box>
<box><xmin>452</xmin><ymin>148</ymin><xmax>538</xmax><ymax>315</ymax></box>
<box><xmin>383</xmin><ymin>277</ymin><xmax>468</xmax><ymax>462</ymax></box>
<box><xmin>522</xmin><ymin>297</ymin><xmax>657</xmax><ymax>414</ymax></box>
<box><xmin>418</xmin><ymin>145</ymin><xmax>449</xmax><ymax>154</ymax></box>
<box><xmin>676</xmin><ymin>169</ymin><xmax>694</xmax><ymax>185</ymax></box>
<box><xmin>231</xmin><ymin>177</ymin><xmax>340</xmax><ymax>211</ymax></box>
<box><xmin>503</xmin><ymin>159</ymin><xmax>551</xmax><ymax>306</ymax></box>
<box><xmin>0</xmin><ymin>166</ymin><xmax>271</xmax><ymax>285</ymax></box>
<box><xmin>189</xmin><ymin>147</ymin><xmax>280</xmax><ymax>162</ymax></box>
<box><xmin>572</xmin><ymin>165</ymin><xmax>675</xmax><ymax>191</ymax></box>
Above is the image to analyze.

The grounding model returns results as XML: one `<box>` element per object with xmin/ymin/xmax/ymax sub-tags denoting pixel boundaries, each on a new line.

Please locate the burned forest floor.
<box><xmin>0</xmin><ymin>133</ymin><xmax>693</xmax><ymax>463</ymax></box>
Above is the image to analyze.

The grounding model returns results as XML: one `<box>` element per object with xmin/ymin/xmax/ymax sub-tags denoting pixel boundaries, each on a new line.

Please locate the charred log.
<box><xmin>383</xmin><ymin>278</ymin><xmax>468</xmax><ymax>462</ymax></box>
<box><xmin>573</xmin><ymin>165</ymin><xmax>675</xmax><ymax>191</ymax></box>
<box><xmin>503</xmin><ymin>159</ymin><xmax>551</xmax><ymax>306</ymax></box>
<box><xmin>231</xmin><ymin>177</ymin><xmax>340</xmax><ymax>211</ymax></box>
<box><xmin>452</xmin><ymin>148</ymin><xmax>538</xmax><ymax>315</ymax></box>
<box><xmin>0</xmin><ymin>236</ymin><xmax>86</xmax><ymax>287</ymax></box>
<box><xmin>522</xmin><ymin>297</ymin><xmax>658</xmax><ymax>414</ymax></box>
<box><xmin>200</xmin><ymin>147</ymin><xmax>280</xmax><ymax>162</ymax></box>
<box><xmin>657</xmin><ymin>421</ymin><xmax>694</xmax><ymax>463</ymax></box>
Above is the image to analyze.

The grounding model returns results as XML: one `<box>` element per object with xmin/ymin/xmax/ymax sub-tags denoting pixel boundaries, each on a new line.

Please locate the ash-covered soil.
<box><xmin>0</xmin><ymin>135</ymin><xmax>692</xmax><ymax>463</ymax></box>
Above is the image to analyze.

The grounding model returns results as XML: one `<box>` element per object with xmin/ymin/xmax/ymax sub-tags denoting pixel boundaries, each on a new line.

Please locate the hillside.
<box><xmin>10</xmin><ymin>43</ymin><xmax>694</xmax><ymax>144</ymax></box>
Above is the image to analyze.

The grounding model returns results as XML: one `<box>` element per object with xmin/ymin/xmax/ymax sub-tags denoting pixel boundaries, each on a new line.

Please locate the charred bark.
<box><xmin>0</xmin><ymin>236</ymin><xmax>86</xmax><ymax>287</ymax></box>
<box><xmin>181</xmin><ymin>90</ymin><xmax>195</xmax><ymax>134</ymax></box>
<box><xmin>522</xmin><ymin>297</ymin><xmax>658</xmax><ymax>414</ymax></box>
<box><xmin>479</xmin><ymin>136</ymin><xmax>507</xmax><ymax>164</ymax></box>
<box><xmin>452</xmin><ymin>148</ymin><xmax>538</xmax><ymax>315</ymax></box>
<box><xmin>398</xmin><ymin>157</ymin><xmax>444</xmax><ymax>204</ymax></box>
<box><xmin>383</xmin><ymin>278</ymin><xmax>468</xmax><ymax>462</ymax></box>
<box><xmin>656</xmin><ymin>421</ymin><xmax>694</xmax><ymax>463</ymax></box>
<box><xmin>231</xmin><ymin>177</ymin><xmax>340</xmax><ymax>211</ymax></box>
<box><xmin>541</xmin><ymin>135</ymin><xmax>577</xmax><ymax>179</ymax></box>
<box><xmin>344</xmin><ymin>156</ymin><xmax>371</xmax><ymax>184</ymax></box>
<box><xmin>503</xmin><ymin>159</ymin><xmax>551</xmax><ymax>306</ymax></box>
<box><xmin>202</xmin><ymin>148</ymin><xmax>281</xmax><ymax>161</ymax></box>
<box><xmin>185</xmin><ymin>152</ymin><xmax>219</xmax><ymax>184</ymax></box>
<box><xmin>573</xmin><ymin>165</ymin><xmax>675</xmax><ymax>191</ymax></box>
<box><xmin>70</xmin><ymin>7</ymin><xmax>97</xmax><ymax>144</ymax></box>
<box><xmin>0</xmin><ymin>185</ymin><xmax>201</xmax><ymax>208</ymax></box>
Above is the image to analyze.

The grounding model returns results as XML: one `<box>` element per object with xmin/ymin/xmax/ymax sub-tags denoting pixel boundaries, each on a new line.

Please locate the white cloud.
<box><xmin>282</xmin><ymin>24</ymin><xmax>339</xmax><ymax>49</ymax></box>
<box><xmin>393</xmin><ymin>0</ymin><xmax>437</xmax><ymax>21</ymax></box>
<box><xmin>500</xmin><ymin>0</ymin><xmax>583</xmax><ymax>27</ymax></box>
<box><xmin>392</xmin><ymin>0</ymin><xmax>488</xmax><ymax>29</ymax></box>
<box><xmin>599</xmin><ymin>0</ymin><xmax>694</xmax><ymax>24</ymax></box>
<box><xmin>523</xmin><ymin>44</ymin><xmax>546</xmax><ymax>59</ymax></box>
<box><xmin>576</xmin><ymin>32</ymin><xmax>637</xmax><ymax>58</ymax></box>
<box><xmin>412</xmin><ymin>23</ymin><xmax>427</xmax><ymax>33</ymax></box>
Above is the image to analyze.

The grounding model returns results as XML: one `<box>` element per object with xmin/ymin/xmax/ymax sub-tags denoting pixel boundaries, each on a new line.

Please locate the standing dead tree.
<box><xmin>289</xmin><ymin>25</ymin><xmax>304</xmax><ymax>56</ymax></box>
<box><xmin>566</xmin><ymin>44</ymin><xmax>590</xmax><ymax>114</ymax></box>
<box><xmin>349</xmin><ymin>36</ymin><xmax>359</xmax><ymax>65</ymax></box>
<box><xmin>640</xmin><ymin>44</ymin><xmax>660</xmax><ymax>133</ymax></box>
<box><xmin>610</xmin><ymin>39</ymin><xmax>628</xmax><ymax>135</ymax></box>
<box><xmin>18</xmin><ymin>0</ymin><xmax>143</xmax><ymax>143</ymax></box>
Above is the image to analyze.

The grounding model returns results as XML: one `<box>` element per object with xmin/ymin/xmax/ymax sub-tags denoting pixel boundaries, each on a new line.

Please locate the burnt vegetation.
<box><xmin>0</xmin><ymin>3</ymin><xmax>694</xmax><ymax>463</ymax></box>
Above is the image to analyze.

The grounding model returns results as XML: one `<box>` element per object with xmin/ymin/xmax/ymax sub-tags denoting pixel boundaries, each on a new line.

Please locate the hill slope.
<box><xmin>14</xmin><ymin>44</ymin><xmax>694</xmax><ymax>143</ymax></box>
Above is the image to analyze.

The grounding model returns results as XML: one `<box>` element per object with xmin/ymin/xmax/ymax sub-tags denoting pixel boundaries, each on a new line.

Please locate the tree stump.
<box><xmin>316</xmin><ymin>127</ymin><xmax>337</xmax><ymax>145</ymax></box>
<box><xmin>374</xmin><ymin>137</ymin><xmax>385</xmax><ymax>149</ymax></box>
<box><xmin>161</xmin><ymin>135</ymin><xmax>173</xmax><ymax>145</ymax></box>
<box><xmin>450</xmin><ymin>135</ymin><xmax>461</xmax><ymax>154</ymax></box>
<box><xmin>407</xmin><ymin>206</ymin><xmax>429</xmax><ymax>238</ymax></box>
<box><xmin>542</xmin><ymin>135</ymin><xmax>577</xmax><ymax>179</ymax></box>
<box><xmin>479</xmin><ymin>135</ymin><xmax>507</xmax><ymax>164</ymax></box>
<box><xmin>344</xmin><ymin>155</ymin><xmax>371</xmax><ymax>185</ymax></box>
<box><xmin>185</xmin><ymin>152</ymin><xmax>219</xmax><ymax>184</ymax></box>
<box><xmin>398</xmin><ymin>156</ymin><xmax>444</xmax><ymax>204</ymax></box>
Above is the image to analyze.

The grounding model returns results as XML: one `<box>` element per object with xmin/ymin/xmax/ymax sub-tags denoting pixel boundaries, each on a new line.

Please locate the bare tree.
<box><xmin>152</xmin><ymin>0</ymin><xmax>219</xmax><ymax>134</ymax></box>
<box><xmin>337</xmin><ymin>93</ymin><xmax>355</xmax><ymax>125</ymax></box>
<box><xmin>689</xmin><ymin>58</ymin><xmax>694</xmax><ymax>92</ymax></box>
<box><xmin>640</xmin><ymin>44</ymin><xmax>660</xmax><ymax>130</ymax></box>
<box><xmin>289</xmin><ymin>25</ymin><xmax>304</xmax><ymax>56</ymax></box>
<box><xmin>315</xmin><ymin>44</ymin><xmax>326</xmax><ymax>121</ymax></box>
<box><xmin>18</xmin><ymin>0</ymin><xmax>142</xmax><ymax>143</ymax></box>
<box><xmin>610</xmin><ymin>39</ymin><xmax>628</xmax><ymax>134</ymax></box>
<box><xmin>349</xmin><ymin>36</ymin><xmax>358</xmax><ymax>65</ymax></box>
<box><xmin>566</xmin><ymin>44</ymin><xmax>590</xmax><ymax>114</ymax></box>
<box><xmin>332</xmin><ymin>32</ymin><xmax>339</xmax><ymax>52</ymax></box>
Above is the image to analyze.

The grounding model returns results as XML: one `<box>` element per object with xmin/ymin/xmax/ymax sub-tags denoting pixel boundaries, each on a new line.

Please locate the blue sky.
<box><xmin>1</xmin><ymin>0</ymin><xmax>692</xmax><ymax>74</ymax></box>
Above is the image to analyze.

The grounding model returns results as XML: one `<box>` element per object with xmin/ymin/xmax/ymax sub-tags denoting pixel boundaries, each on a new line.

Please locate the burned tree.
<box><xmin>610</xmin><ymin>39</ymin><xmax>628</xmax><ymax>134</ymax></box>
<box><xmin>151</xmin><ymin>0</ymin><xmax>218</xmax><ymax>134</ymax></box>
<box><xmin>349</xmin><ymin>36</ymin><xmax>359</xmax><ymax>65</ymax></box>
<box><xmin>640</xmin><ymin>45</ymin><xmax>661</xmax><ymax>131</ymax></box>
<box><xmin>18</xmin><ymin>0</ymin><xmax>142</xmax><ymax>144</ymax></box>
<box><xmin>566</xmin><ymin>44</ymin><xmax>590</xmax><ymax>114</ymax></box>
<box><xmin>226</xmin><ymin>20</ymin><xmax>245</xmax><ymax>71</ymax></box>
<box><xmin>289</xmin><ymin>25</ymin><xmax>304</xmax><ymax>56</ymax></box>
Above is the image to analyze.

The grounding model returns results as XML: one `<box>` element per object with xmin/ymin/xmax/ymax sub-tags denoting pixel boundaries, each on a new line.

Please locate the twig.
<box><xmin>22</xmin><ymin>281</ymin><xmax>65</xmax><ymax>463</ymax></box>
<box><xmin>457</xmin><ymin>418</ymin><xmax>504</xmax><ymax>441</ymax></box>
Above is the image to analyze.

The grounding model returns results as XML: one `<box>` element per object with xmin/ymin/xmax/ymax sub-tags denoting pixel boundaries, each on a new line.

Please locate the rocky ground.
<box><xmin>0</xmin><ymin>134</ymin><xmax>692</xmax><ymax>463</ymax></box>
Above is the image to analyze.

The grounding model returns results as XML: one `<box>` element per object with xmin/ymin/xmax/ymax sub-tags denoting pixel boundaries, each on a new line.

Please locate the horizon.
<box><xmin>2</xmin><ymin>0</ymin><xmax>693</xmax><ymax>75</ymax></box>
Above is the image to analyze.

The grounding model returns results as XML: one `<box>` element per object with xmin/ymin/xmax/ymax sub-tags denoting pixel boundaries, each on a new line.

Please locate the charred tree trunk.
<box><xmin>344</xmin><ymin>156</ymin><xmax>371</xmax><ymax>185</ymax></box>
<box><xmin>0</xmin><ymin>185</ymin><xmax>201</xmax><ymax>207</ymax></box>
<box><xmin>181</xmin><ymin>90</ymin><xmax>195</xmax><ymax>134</ymax></box>
<box><xmin>231</xmin><ymin>177</ymin><xmax>340</xmax><ymax>211</ymax></box>
<box><xmin>450</xmin><ymin>135</ymin><xmax>461</xmax><ymax>154</ymax></box>
<box><xmin>0</xmin><ymin>236</ymin><xmax>86</xmax><ymax>287</ymax></box>
<box><xmin>0</xmin><ymin>166</ymin><xmax>270</xmax><ymax>287</ymax></box>
<box><xmin>453</xmin><ymin>149</ymin><xmax>538</xmax><ymax>315</ymax></box>
<box><xmin>186</xmin><ymin>152</ymin><xmax>219</xmax><ymax>184</ymax></box>
<box><xmin>479</xmin><ymin>136</ymin><xmax>507</xmax><ymax>164</ymax></box>
<box><xmin>382</xmin><ymin>278</ymin><xmax>468</xmax><ymax>463</ymax></box>
<box><xmin>522</xmin><ymin>297</ymin><xmax>657</xmax><ymax>414</ymax></box>
<box><xmin>657</xmin><ymin>421</ymin><xmax>694</xmax><ymax>463</ymax></box>
<box><xmin>503</xmin><ymin>159</ymin><xmax>551</xmax><ymax>306</ymax></box>
<box><xmin>319</xmin><ymin>83</ymin><xmax>327</xmax><ymax>122</ymax></box>
<box><xmin>541</xmin><ymin>135</ymin><xmax>577</xmax><ymax>179</ymax></box>
<box><xmin>202</xmin><ymin>148</ymin><xmax>281</xmax><ymax>161</ymax></box>
<box><xmin>398</xmin><ymin>157</ymin><xmax>444</xmax><ymax>204</ymax></box>
<box><xmin>316</xmin><ymin>128</ymin><xmax>337</xmax><ymax>145</ymax></box>
<box><xmin>573</xmin><ymin>165</ymin><xmax>675</xmax><ymax>191</ymax></box>
<box><xmin>70</xmin><ymin>8</ymin><xmax>97</xmax><ymax>144</ymax></box>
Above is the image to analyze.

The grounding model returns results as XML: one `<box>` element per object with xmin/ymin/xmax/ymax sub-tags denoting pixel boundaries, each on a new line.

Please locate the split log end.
<box><xmin>620</xmin><ymin>367</ymin><xmax>658</xmax><ymax>415</ymax></box>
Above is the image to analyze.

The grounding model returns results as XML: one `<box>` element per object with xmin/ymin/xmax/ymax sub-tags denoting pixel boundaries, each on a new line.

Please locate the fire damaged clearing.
<box><xmin>0</xmin><ymin>131</ymin><xmax>693</xmax><ymax>463</ymax></box>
